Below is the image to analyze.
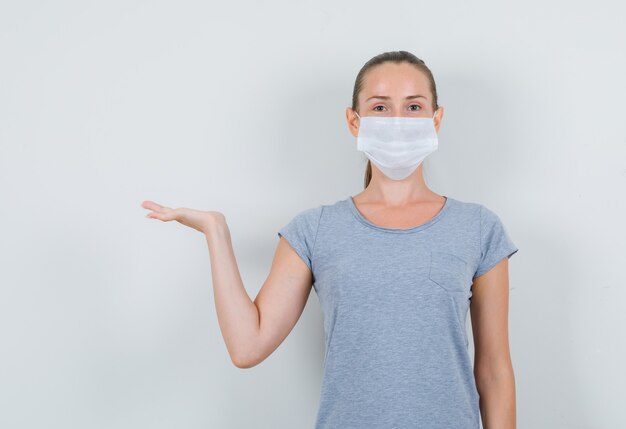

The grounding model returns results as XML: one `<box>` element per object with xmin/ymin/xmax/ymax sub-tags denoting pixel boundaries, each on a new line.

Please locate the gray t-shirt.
<box><xmin>277</xmin><ymin>195</ymin><xmax>519</xmax><ymax>429</ymax></box>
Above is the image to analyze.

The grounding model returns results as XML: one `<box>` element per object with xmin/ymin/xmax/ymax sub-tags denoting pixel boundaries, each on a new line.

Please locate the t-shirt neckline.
<box><xmin>346</xmin><ymin>195</ymin><xmax>453</xmax><ymax>234</ymax></box>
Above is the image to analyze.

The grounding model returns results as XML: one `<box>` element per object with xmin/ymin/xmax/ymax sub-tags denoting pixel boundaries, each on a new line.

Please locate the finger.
<box><xmin>141</xmin><ymin>200</ymin><xmax>171</xmax><ymax>213</ymax></box>
<box><xmin>146</xmin><ymin>209</ymin><xmax>178</xmax><ymax>221</ymax></box>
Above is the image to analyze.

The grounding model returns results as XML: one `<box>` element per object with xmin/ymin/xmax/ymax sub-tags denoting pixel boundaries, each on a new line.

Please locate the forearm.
<box><xmin>475</xmin><ymin>365</ymin><xmax>516</xmax><ymax>429</ymax></box>
<box><xmin>204</xmin><ymin>217</ymin><xmax>260</xmax><ymax>367</ymax></box>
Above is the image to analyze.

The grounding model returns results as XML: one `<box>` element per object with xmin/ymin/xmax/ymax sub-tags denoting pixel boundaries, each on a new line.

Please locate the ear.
<box><xmin>434</xmin><ymin>106</ymin><xmax>444</xmax><ymax>133</ymax></box>
<box><xmin>346</xmin><ymin>107</ymin><xmax>360</xmax><ymax>138</ymax></box>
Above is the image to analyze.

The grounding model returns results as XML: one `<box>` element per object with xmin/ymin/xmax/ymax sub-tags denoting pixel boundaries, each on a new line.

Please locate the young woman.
<box><xmin>142</xmin><ymin>51</ymin><xmax>519</xmax><ymax>429</ymax></box>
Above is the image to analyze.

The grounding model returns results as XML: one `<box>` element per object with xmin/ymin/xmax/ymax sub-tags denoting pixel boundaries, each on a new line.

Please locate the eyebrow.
<box><xmin>365</xmin><ymin>95</ymin><xmax>428</xmax><ymax>102</ymax></box>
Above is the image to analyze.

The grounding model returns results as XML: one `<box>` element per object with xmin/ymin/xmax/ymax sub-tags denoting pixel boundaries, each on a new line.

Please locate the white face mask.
<box><xmin>355</xmin><ymin>111</ymin><xmax>439</xmax><ymax>181</ymax></box>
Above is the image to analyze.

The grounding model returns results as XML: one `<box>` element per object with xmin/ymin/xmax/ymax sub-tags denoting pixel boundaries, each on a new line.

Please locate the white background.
<box><xmin>1</xmin><ymin>1</ymin><xmax>624</xmax><ymax>428</ymax></box>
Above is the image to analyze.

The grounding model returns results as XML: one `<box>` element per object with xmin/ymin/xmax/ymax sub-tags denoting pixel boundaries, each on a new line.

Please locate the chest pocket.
<box><xmin>429</xmin><ymin>251</ymin><xmax>469</xmax><ymax>293</ymax></box>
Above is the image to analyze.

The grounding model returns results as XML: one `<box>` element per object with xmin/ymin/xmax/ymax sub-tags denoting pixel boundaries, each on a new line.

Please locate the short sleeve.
<box><xmin>474</xmin><ymin>205</ymin><xmax>519</xmax><ymax>278</ymax></box>
<box><xmin>277</xmin><ymin>205</ymin><xmax>324</xmax><ymax>272</ymax></box>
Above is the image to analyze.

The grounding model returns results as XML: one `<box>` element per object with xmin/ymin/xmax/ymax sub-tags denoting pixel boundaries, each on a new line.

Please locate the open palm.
<box><xmin>141</xmin><ymin>200</ymin><xmax>224</xmax><ymax>234</ymax></box>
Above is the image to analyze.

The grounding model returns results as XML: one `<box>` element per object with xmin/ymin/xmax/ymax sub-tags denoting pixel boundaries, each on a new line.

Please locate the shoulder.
<box><xmin>290</xmin><ymin>196</ymin><xmax>350</xmax><ymax>223</ymax></box>
<box><xmin>277</xmin><ymin>203</ymin><xmax>326</xmax><ymax>243</ymax></box>
<box><xmin>446</xmin><ymin>195</ymin><xmax>482</xmax><ymax>222</ymax></box>
<box><xmin>452</xmin><ymin>198</ymin><xmax>519</xmax><ymax>278</ymax></box>
<box><xmin>277</xmin><ymin>203</ymin><xmax>327</xmax><ymax>271</ymax></box>
<box><xmin>448</xmin><ymin>195</ymin><xmax>504</xmax><ymax>223</ymax></box>
<box><xmin>278</xmin><ymin>196</ymin><xmax>351</xmax><ymax>244</ymax></box>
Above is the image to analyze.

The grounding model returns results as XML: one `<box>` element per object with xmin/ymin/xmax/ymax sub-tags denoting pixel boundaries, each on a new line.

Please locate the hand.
<box><xmin>141</xmin><ymin>200</ymin><xmax>225</xmax><ymax>234</ymax></box>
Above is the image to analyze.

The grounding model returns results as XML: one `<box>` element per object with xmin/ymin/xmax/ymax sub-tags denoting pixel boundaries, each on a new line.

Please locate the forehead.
<box><xmin>360</xmin><ymin>62</ymin><xmax>430</xmax><ymax>101</ymax></box>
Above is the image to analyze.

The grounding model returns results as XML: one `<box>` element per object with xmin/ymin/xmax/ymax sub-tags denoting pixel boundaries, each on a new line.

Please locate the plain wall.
<box><xmin>1</xmin><ymin>1</ymin><xmax>624</xmax><ymax>428</ymax></box>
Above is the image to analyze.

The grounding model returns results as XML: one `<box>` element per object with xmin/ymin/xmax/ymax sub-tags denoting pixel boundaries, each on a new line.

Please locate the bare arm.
<box><xmin>470</xmin><ymin>257</ymin><xmax>517</xmax><ymax>429</ymax></box>
<box><xmin>205</xmin><ymin>217</ymin><xmax>313</xmax><ymax>368</ymax></box>
<box><xmin>142</xmin><ymin>200</ymin><xmax>313</xmax><ymax>369</ymax></box>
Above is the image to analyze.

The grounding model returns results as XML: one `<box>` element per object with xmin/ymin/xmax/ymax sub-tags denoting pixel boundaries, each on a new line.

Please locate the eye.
<box><xmin>373</xmin><ymin>105</ymin><xmax>385</xmax><ymax>112</ymax></box>
<box><xmin>409</xmin><ymin>104</ymin><xmax>421</xmax><ymax>111</ymax></box>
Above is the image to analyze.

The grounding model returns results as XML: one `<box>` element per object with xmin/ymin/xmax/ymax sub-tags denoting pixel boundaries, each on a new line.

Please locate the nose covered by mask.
<box><xmin>355</xmin><ymin>111</ymin><xmax>439</xmax><ymax>181</ymax></box>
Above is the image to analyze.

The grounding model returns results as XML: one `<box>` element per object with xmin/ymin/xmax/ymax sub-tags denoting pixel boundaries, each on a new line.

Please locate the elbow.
<box><xmin>231</xmin><ymin>350</ymin><xmax>259</xmax><ymax>369</ymax></box>
<box><xmin>474</xmin><ymin>361</ymin><xmax>515</xmax><ymax>389</ymax></box>
<box><xmin>232</xmin><ymin>355</ymin><xmax>252</xmax><ymax>369</ymax></box>
<box><xmin>228</xmin><ymin>332</ymin><xmax>262</xmax><ymax>369</ymax></box>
